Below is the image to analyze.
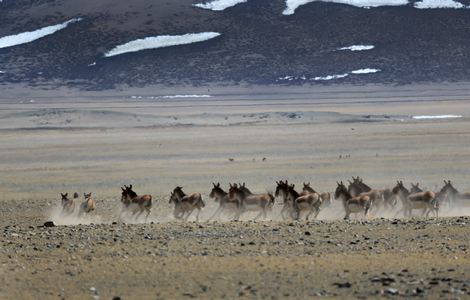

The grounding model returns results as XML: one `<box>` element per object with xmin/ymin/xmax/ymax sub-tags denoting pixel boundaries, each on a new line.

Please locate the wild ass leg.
<box><xmin>208</xmin><ymin>206</ymin><xmax>223</xmax><ymax>221</ymax></box>
<box><xmin>145</xmin><ymin>207</ymin><xmax>151</xmax><ymax>222</ymax></box>
<box><xmin>184</xmin><ymin>209</ymin><xmax>194</xmax><ymax>222</ymax></box>
<box><xmin>253</xmin><ymin>208</ymin><xmax>264</xmax><ymax>221</ymax></box>
<box><xmin>306</xmin><ymin>207</ymin><xmax>315</xmax><ymax>221</ymax></box>
<box><xmin>280</xmin><ymin>205</ymin><xmax>288</xmax><ymax>220</ymax></box>
<box><xmin>313</xmin><ymin>207</ymin><xmax>321</xmax><ymax>219</ymax></box>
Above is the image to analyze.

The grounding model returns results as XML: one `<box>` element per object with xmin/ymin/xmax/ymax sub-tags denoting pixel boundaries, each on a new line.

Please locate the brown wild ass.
<box><xmin>288</xmin><ymin>184</ymin><xmax>322</xmax><ymax>220</ymax></box>
<box><xmin>120</xmin><ymin>185</ymin><xmax>152</xmax><ymax>221</ymax></box>
<box><xmin>335</xmin><ymin>181</ymin><xmax>371</xmax><ymax>220</ymax></box>
<box><xmin>348</xmin><ymin>176</ymin><xmax>394</xmax><ymax>211</ymax></box>
<box><xmin>440</xmin><ymin>180</ymin><xmax>470</xmax><ymax>208</ymax></box>
<box><xmin>79</xmin><ymin>192</ymin><xmax>96</xmax><ymax>216</ymax></box>
<box><xmin>302</xmin><ymin>182</ymin><xmax>331</xmax><ymax>208</ymax></box>
<box><xmin>208</xmin><ymin>183</ymin><xmax>239</xmax><ymax>220</ymax></box>
<box><xmin>169</xmin><ymin>186</ymin><xmax>205</xmax><ymax>221</ymax></box>
<box><xmin>61</xmin><ymin>193</ymin><xmax>75</xmax><ymax>215</ymax></box>
<box><xmin>410</xmin><ymin>183</ymin><xmax>423</xmax><ymax>194</ymax></box>
<box><xmin>229</xmin><ymin>183</ymin><xmax>274</xmax><ymax>220</ymax></box>
<box><xmin>392</xmin><ymin>181</ymin><xmax>438</xmax><ymax>218</ymax></box>
<box><xmin>275</xmin><ymin>180</ymin><xmax>294</xmax><ymax>220</ymax></box>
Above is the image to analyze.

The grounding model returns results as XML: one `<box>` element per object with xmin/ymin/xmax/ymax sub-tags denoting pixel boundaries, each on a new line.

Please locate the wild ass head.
<box><xmin>335</xmin><ymin>181</ymin><xmax>349</xmax><ymax>200</ymax></box>
<box><xmin>275</xmin><ymin>180</ymin><xmax>288</xmax><ymax>197</ymax></box>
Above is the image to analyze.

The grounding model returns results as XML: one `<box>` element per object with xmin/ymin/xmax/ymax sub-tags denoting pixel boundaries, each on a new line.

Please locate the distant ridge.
<box><xmin>0</xmin><ymin>0</ymin><xmax>470</xmax><ymax>90</ymax></box>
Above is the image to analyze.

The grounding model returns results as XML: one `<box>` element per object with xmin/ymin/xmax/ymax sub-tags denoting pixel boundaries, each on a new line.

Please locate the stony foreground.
<box><xmin>1</xmin><ymin>216</ymin><xmax>469</xmax><ymax>299</ymax></box>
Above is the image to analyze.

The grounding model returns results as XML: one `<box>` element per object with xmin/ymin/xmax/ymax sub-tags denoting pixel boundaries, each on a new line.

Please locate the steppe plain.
<box><xmin>1</xmin><ymin>83</ymin><xmax>470</xmax><ymax>299</ymax></box>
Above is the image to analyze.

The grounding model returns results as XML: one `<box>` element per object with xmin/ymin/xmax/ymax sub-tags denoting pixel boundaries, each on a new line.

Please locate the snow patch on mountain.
<box><xmin>414</xmin><ymin>0</ymin><xmax>466</xmax><ymax>9</ymax></box>
<box><xmin>338</xmin><ymin>45</ymin><xmax>375</xmax><ymax>51</ymax></box>
<box><xmin>0</xmin><ymin>18</ymin><xmax>82</xmax><ymax>49</ymax></box>
<box><xmin>104</xmin><ymin>32</ymin><xmax>221</xmax><ymax>57</ymax></box>
<box><xmin>193</xmin><ymin>0</ymin><xmax>247</xmax><ymax>11</ymax></box>
<box><xmin>283</xmin><ymin>0</ymin><xmax>408</xmax><ymax>15</ymax></box>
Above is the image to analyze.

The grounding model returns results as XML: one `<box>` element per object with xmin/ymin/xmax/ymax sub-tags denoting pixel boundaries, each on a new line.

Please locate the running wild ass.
<box><xmin>392</xmin><ymin>181</ymin><xmax>438</xmax><ymax>218</ymax></box>
<box><xmin>229</xmin><ymin>183</ymin><xmax>274</xmax><ymax>220</ymax></box>
<box><xmin>79</xmin><ymin>192</ymin><xmax>96</xmax><ymax>216</ymax></box>
<box><xmin>120</xmin><ymin>185</ymin><xmax>152</xmax><ymax>221</ymax></box>
<box><xmin>208</xmin><ymin>183</ymin><xmax>239</xmax><ymax>220</ymax></box>
<box><xmin>335</xmin><ymin>181</ymin><xmax>371</xmax><ymax>220</ymax></box>
<box><xmin>61</xmin><ymin>193</ymin><xmax>75</xmax><ymax>215</ymax></box>
<box><xmin>169</xmin><ymin>186</ymin><xmax>205</xmax><ymax>221</ymax></box>
<box><xmin>288</xmin><ymin>184</ymin><xmax>322</xmax><ymax>220</ymax></box>
<box><xmin>440</xmin><ymin>180</ymin><xmax>470</xmax><ymax>207</ymax></box>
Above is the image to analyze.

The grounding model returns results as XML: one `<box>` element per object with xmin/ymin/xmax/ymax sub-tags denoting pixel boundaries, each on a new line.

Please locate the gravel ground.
<box><xmin>1</xmin><ymin>197</ymin><xmax>469</xmax><ymax>299</ymax></box>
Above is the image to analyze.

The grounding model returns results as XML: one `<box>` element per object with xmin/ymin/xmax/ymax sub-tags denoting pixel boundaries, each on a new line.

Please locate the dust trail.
<box><xmin>47</xmin><ymin>204</ymin><xmax>104</xmax><ymax>225</ymax></box>
<box><xmin>45</xmin><ymin>194</ymin><xmax>470</xmax><ymax>226</ymax></box>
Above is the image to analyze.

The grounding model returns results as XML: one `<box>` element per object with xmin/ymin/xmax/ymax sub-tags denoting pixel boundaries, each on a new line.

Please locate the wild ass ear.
<box><xmin>336</xmin><ymin>181</ymin><xmax>340</xmax><ymax>186</ymax></box>
<box><xmin>212</xmin><ymin>182</ymin><xmax>216</xmax><ymax>187</ymax></box>
<box><xmin>65</xmin><ymin>193</ymin><xmax>68</xmax><ymax>197</ymax></box>
<box><xmin>129</xmin><ymin>184</ymin><xmax>133</xmax><ymax>190</ymax></box>
<box><xmin>242</xmin><ymin>182</ymin><xmax>245</xmax><ymax>187</ymax></box>
<box><xmin>121</xmin><ymin>187</ymin><xmax>125</xmax><ymax>191</ymax></box>
<box><xmin>348</xmin><ymin>180</ymin><xmax>352</xmax><ymax>185</ymax></box>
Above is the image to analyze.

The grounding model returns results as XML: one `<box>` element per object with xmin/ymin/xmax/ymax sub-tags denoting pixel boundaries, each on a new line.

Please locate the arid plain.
<box><xmin>1</xmin><ymin>83</ymin><xmax>470</xmax><ymax>299</ymax></box>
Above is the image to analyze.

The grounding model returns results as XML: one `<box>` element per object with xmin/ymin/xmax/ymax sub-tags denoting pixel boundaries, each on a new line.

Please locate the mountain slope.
<box><xmin>1</xmin><ymin>0</ymin><xmax>470</xmax><ymax>90</ymax></box>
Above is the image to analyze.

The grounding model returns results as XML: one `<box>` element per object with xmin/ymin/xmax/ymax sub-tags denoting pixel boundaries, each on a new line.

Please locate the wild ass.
<box><xmin>120</xmin><ymin>185</ymin><xmax>152</xmax><ymax>221</ymax></box>
<box><xmin>79</xmin><ymin>192</ymin><xmax>96</xmax><ymax>216</ymax></box>
<box><xmin>348</xmin><ymin>176</ymin><xmax>394</xmax><ymax>211</ymax></box>
<box><xmin>229</xmin><ymin>183</ymin><xmax>274</xmax><ymax>220</ymax></box>
<box><xmin>288</xmin><ymin>184</ymin><xmax>322</xmax><ymax>220</ymax></box>
<box><xmin>392</xmin><ymin>181</ymin><xmax>438</xmax><ymax>217</ymax></box>
<box><xmin>302</xmin><ymin>182</ymin><xmax>331</xmax><ymax>208</ymax></box>
<box><xmin>335</xmin><ymin>181</ymin><xmax>371</xmax><ymax>220</ymax></box>
<box><xmin>208</xmin><ymin>183</ymin><xmax>239</xmax><ymax>220</ymax></box>
<box><xmin>275</xmin><ymin>180</ymin><xmax>294</xmax><ymax>220</ymax></box>
<box><xmin>440</xmin><ymin>180</ymin><xmax>470</xmax><ymax>207</ymax></box>
<box><xmin>410</xmin><ymin>183</ymin><xmax>423</xmax><ymax>194</ymax></box>
<box><xmin>61</xmin><ymin>193</ymin><xmax>75</xmax><ymax>215</ymax></box>
<box><xmin>169</xmin><ymin>186</ymin><xmax>205</xmax><ymax>221</ymax></box>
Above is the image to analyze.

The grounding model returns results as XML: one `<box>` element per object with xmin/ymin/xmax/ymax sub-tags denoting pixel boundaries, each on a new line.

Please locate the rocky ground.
<box><xmin>1</xmin><ymin>199</ymin><xmax>469</xmax><ymax>300</ymax></box>
<box><xmin>1</xmin><ymin>86</ymin><xmax>470</xmax><ymax>299</ymax></box>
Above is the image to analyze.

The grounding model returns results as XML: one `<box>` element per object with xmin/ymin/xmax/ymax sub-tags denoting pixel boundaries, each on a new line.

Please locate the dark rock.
<box><xmin>334</xmin><ymin>282</ymin><xmax>352</xmax><ymax>288</ymax></box>
<box><xmin>43</xmin><ymin>221</ymin><xmax>56</xmax><ymax>227</ymax></box>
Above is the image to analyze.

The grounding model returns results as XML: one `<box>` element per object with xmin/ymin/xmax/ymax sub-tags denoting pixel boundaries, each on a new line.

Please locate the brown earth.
<box><xmin>1</xmin><ymin>83</ymin><xmax>470</xmax><ymax>299</ymax></box>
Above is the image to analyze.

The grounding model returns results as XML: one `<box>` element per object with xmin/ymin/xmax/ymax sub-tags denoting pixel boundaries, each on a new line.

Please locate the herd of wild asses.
<box><xmin>59</xmin><ymin>178</ymin><xmax>470</xmax><ymax>222</ymax></box>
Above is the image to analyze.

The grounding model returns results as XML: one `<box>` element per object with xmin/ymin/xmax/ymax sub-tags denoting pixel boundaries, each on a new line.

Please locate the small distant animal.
<box><xmin>73</xmin><ymin>192</ymin><xmax>79</xmax><ymax>199</ymax></box>
<box><xmin>229</xmin><ymin>158</ymin><xmax>235</xmax><ymax>162</ymax></box>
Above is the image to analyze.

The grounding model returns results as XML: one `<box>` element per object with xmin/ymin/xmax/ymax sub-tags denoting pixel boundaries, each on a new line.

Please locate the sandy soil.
<box><xmin>1</xmin><ymin>83</ymin><xmax>470</xmax><ymax>299</ymax></box>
